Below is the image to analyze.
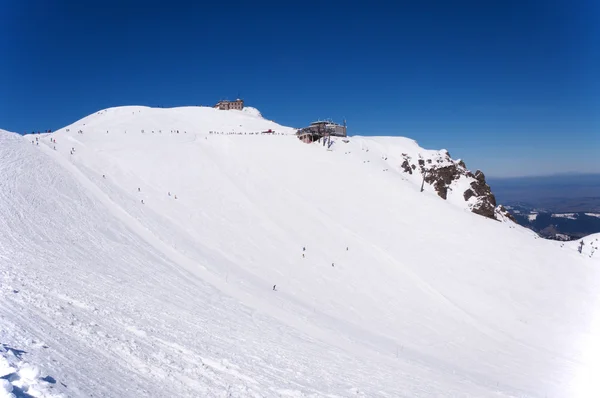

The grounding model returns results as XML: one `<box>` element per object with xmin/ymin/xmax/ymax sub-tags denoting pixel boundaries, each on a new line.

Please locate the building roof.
<box><xmin>216</xmin><ymin>99</ymin><xmax>243</xmax><ymax>104</ymax></box>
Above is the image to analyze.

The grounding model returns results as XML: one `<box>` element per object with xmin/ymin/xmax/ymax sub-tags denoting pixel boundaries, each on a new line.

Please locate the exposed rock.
<box><xmin>474</xmin><ymin>170</ymin><xmax>486</xmax><ymax>182</ymax></box>
<box><xmin>398</xmin><ymin>150</ymin><xmax>512</xmax><ymax>222</ymax></box>
<box><xmin>424</xmin><ymin>165</ymin><xmax>461</xmax><ymax>200</ymax></box>
<box><xmin>464</xmin><ymin>189</ymin><xmax>475</xmax><ymax>202</ymax></box>
<box><xmin>495</xmin><ymin>205</ymin><xmax>517</xmax><ymax>223</ymax></box>
<box><xmin>464</xmin><ymin>178</ymin><xmax>497</xmax><ymax>219</ymax></box>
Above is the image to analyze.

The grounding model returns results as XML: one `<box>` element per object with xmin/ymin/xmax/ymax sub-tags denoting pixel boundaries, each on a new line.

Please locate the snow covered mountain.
<box><xmin>1</xmin><ymin>106</ymin><xmax>599</xmax><ymax>397</ymax></box>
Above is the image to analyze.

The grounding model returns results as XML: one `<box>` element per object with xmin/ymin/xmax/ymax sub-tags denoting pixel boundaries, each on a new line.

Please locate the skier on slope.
<box><xmin>273</xmin><ymin>285</ymin><xmax>276</xmax><ymax>291</ymax></box>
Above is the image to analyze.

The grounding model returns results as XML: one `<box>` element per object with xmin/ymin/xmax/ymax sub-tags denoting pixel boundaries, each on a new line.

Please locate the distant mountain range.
<box><xmin>488</xmin><ymin>174</ymin><xmax>600</xmax><ymax>240</ymax></box>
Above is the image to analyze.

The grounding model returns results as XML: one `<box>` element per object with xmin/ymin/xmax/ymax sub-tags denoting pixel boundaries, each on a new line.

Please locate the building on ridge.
<box><xmin>296</xmin><ymin>119</ymin><xmax>347</xmax><ymax>143</ymax></box>
<box><xmin>214</xmin><ymin>99</ymin><xmax>244</xmax><ymax>110</ymax></box>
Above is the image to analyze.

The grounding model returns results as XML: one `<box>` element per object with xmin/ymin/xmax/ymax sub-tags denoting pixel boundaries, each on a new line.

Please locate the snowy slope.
<box><xmin>569</xmin><ymin>234</ymin><xmax>600</xmax><ymax>258</ymax></box>
<box><xmin>2</xmin><ymin>107</ymin><xmax>600</xmax><ymax>397</ymax></box>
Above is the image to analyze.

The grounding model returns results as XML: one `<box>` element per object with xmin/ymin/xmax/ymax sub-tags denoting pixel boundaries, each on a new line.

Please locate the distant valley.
<box><xmin>489</xmin><ymin>174</ymin><xmax>600</xmax><ymax>240</ymax></box>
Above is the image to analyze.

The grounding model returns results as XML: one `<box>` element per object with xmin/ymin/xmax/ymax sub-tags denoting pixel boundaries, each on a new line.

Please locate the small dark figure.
<box><xmin>138</xmin><ymin>187</ymin><xmax>141</xmax><ymax>192</ymax></box>
<box><xmin>53</xmin><ymin>146</ymin><xmax>56</xmax><ymax>150</ymax></box>
<box><xmin>346</xmin><ymin>247</ymin><xmax>348</xmax><ymax>251</ymax></box>
<box><xmin>303</xmin><ymin>247</ymin><xmax>306</xmax><ymax>251</ymax></box>
<box><xmin>273</xmin><ymin>285</ymin><xmax>276</xmax><ymax>291</ymax></box>
<box><xmin>332</xmin><ymin>263</ymin><xmax>335</xmax><ymax>267</ymax></box>
<box><xmin>141</xmin><ymin>199</ymin><xmax>144</xmax><ymax>204</ymax></box>
<box><xmin>103</xmin><ymin>175</ymin><xmax>106</xmax><ymax>178</ymax></box>
<box><xmin>302</xmin><ymin>253</ymin><xmax>305</xmax><ymax>258</ymax></box>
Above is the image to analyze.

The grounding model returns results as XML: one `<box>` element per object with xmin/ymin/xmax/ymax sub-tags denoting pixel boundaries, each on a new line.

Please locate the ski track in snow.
<box><xmin>1</xmin><ymin>107</ymin><xmax>600</xmax><ymax>397</ymax></box>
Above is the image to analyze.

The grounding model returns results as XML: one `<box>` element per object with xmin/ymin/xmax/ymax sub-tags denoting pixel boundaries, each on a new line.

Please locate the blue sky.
<box><xmin>1</xmin><ymin>0</ymin><xmax>598</xmax><ymax>177</ymax></box>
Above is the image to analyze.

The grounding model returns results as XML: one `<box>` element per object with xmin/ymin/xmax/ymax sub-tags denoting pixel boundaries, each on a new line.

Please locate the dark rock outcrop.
<box><xmin>495</xmin><ymin>205</ymin><xmax>517</xmax><ymax>223</ymax></box>
<box><xmin>423</xmin><ymin>164</ymin><xmax>461</xmax><ymax>200</ymax></box>
<box><xmin>401</xmin><ymin>159</ymin><xmax>412</xmax><ymax>174</ymax></box>
<box><xmin>400</xmin><ymin>152</ymin><xmax>511</xmax><ymax>222</ymax></box>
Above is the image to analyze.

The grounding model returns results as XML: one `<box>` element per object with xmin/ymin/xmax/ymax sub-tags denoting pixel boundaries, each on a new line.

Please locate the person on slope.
<box><xmin>273</xmin><ymin>285</ymin><xmax>277</xmax><ymax>291</ymax></box>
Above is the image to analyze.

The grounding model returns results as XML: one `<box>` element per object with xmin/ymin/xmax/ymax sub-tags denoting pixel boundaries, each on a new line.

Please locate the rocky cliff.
<box><xmin>400</xmin><ymin>150</ymin><xmax>515</xmax><ymax>222</ymax></box>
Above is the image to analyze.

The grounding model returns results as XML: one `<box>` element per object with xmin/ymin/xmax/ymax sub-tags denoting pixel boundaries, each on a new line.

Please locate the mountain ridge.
<box><xmin>2</xmin><ymin>106</ymin><xmax>599</xmax><ymax>397</ymax></box>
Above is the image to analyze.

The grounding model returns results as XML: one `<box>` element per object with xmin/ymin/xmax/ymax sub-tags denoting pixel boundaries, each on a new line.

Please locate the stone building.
<box><xmin>214</xmin><ymin>99</ymin><xmax>244</xmax><ymax>110</ymax></box>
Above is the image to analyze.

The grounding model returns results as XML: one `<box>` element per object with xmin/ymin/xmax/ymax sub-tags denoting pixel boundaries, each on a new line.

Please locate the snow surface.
<box><xmin>569</xmin><ymin>234</ymin><xmax>600</xmax><ymax>259</ymax></box>
<box><xmin>0</xmin><ymin>344</ymin><xmax>63</xmax><ymax>397</ymax></box>
<box><xmin>2</xmin><ymin>107</ymin><xmax>600</xmax><ymax>397</ymax></box>
<box><xmin>585</xmin><ymin>213</ymin><xmax>600</xmax><ymax>219</ymax></box>
<box><xmin>527</xmin><ymin>214</ymin><xmax>538</xmax><ymax>222</ymax></box>
<box><xmin>551</xmin><ymin>213</ymin><xmax>578</xmax><ymax>220</ymax></box>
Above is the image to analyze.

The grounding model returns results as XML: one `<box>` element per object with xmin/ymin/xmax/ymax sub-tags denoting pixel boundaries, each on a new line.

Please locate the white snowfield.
<box><xmin>551</xmin><ymin>214</ymin><xmax>578</xmax><ymax>220</ymax></box>
<box><xmin>570</xmin><ymin>234</ymin><xmax>600</xmax><ymax>258</ymax></box>
<box><xmin>1</xmin><ymin>106</ymin><xmax>599</xmax><ymax>398</ymax></box>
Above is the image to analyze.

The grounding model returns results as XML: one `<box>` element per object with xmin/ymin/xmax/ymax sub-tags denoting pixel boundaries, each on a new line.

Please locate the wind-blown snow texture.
<box><xmin>1</xmin><ymin>106</ymin><xmax>600</xmax><ymax>397</ymax></box>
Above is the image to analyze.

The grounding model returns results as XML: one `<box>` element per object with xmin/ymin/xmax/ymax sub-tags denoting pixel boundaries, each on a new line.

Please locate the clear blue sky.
<box><xmin>1</xmin><ymin>0</ymin><xmax>598</xmax><ymax>177</ymax></box>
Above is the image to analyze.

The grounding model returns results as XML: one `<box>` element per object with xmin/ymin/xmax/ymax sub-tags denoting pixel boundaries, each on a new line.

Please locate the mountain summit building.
<box><xmin>296</xmin><ymin>120</ymin><xmax>347</xmax><ymax>143</ymax></box>
<box><xmin>214</xmin><ymin>99</ymin><xmax>244</xmax><ymax>110</ymax></box>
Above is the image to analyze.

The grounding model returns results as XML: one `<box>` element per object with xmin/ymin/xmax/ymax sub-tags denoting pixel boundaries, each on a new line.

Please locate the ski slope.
<box><xmin>1</xmin><ymin>107</ymin><xmax>600</xmax><ymax>397</ymax></box>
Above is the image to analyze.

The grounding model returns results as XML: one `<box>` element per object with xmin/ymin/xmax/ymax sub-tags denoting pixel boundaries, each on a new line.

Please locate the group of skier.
<box><xmin>137</xmin><ymin>187</ymin><xmax>178</xmax><ymax>204</ymax></box>
<box><xmin>273</xmin><ymin>245</ymin><xmax>349</xmax><ymax>291</ymax></box>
